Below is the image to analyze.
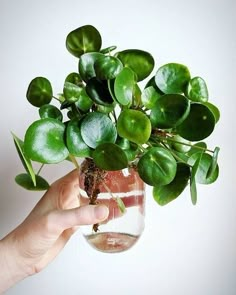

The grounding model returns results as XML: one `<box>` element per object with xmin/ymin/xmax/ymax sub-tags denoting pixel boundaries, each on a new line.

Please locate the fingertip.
<box><xmin>94</xmin><ymin>205</ymin><xmax>109</xmax><ymax>221</ymax></box>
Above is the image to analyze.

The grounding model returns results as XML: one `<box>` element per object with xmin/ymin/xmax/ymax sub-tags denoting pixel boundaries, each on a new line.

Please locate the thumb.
<box><xmin>50</xmin><ymin>205</ymin><xmax>109</xmax><ymax>233</ymax></box>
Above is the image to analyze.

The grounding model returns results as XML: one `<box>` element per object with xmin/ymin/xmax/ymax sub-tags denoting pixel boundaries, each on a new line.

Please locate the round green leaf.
<box><xmin>114</xmin><ymin>67</ymin><xmax>135</xmax><ymax>105</ymax></box>
<box><xmin>137</xmin><ymin>147</ymin><xmax>177</xmax><ymax>186</ymax></box>
<box><xmin>26</xmin><ymin>77</ymin><xmax>53</xmax><ymax>107</ymax></box>
<box><xmin>117</xmin><ymin>109</ymin><xmax>151</xmax><ymax>144</ymax></box>
<box><xmin>100</xmin><ymin>45</ymin><xmax>117</xmax><ymax>54</ymax></box>
<box><xmin>153</xmin><ymin>163</ymin><xmax>190</xmax><ymax>205</ymax></box>
<box><xmin>150</xmin><ymin>94</ymin><xmax>190</xmax><ymax>129</ymax></box>
<box><xmin>63</xmin><ymin>82</ymin><xmax>82</xmax><ymax>103</ymax></box>
<box><xmin>66</xmin><ymin>25</ymin><xmax>102</xmax><ymax>58</ymax></box>
<box><xmin>171</xmin><ymin>134</ymin><xmax>191</xmax><ymax>153</ymax></box>
<box><xmin>187</xmin><ymin>142</ymin><xmax>207</xmax><ymax>156</ymax></box>
<box><xmin>116</xmin><ymin>49</ymin><xmax>154</xmax><ymax>81</ymax></box>
<box><xmin>39</xmin><ymin>104</ymin><xmax>63</xmax><ymax>121</ymax></box>
<box><xmin>75</xmin><ymin>88</ymin><xmax>93</xmax><ymax>112</ymax></box>
<box><xmin>94</xmin><ymin>55</ymin><xmax>123</xmax><ymax>80</ymax></box>
<box><xmin>65</xmin><ymin>72</ymin><xmax>83</xmax><ymax>86</ymax></box>
<box><xmin>188</xmin><ymin>152</ymin><xmax>219</xmax><ymax>184</ymax></box>
<box><xmin>96</xmin><ymin>102</ymin><xmax>116</xmax><ymax>113</ymax></box>
<box><xmin>141</xmin><ymin>86</ymin><xmax>161</xmax><ymax>109</ymax></box>
<box><xmin>155</xmin><ymin>63</ymin><xmax>190</xmax><ymax>94</ymax></box>
<box><xmin>66</xmin><ymin>119</ymin><xmax>91</xmax><ymax>157</ymax></box>
<box><xmin>176</xmin><ymin>103</ymin><xmax>215</xmax><ymax>141</ymax></box>
<box><xmin>202</xmin><ymin>102</ymin><xmax>220</xmax><ymax>123</ymax></box>
<box><xmin>93</xmin><ymin>143</ymin><xmax>128</xmax><ymax>171</ymax></box>
<box><xmin>24</xmin><ymin>118</ymin><xmax>69</xmax><ymax>164</ymax></box>
<box><xmin>186</xmin><ymin>76</ymin><xmax>208</xmax><ymax>102</ymax></box>
<box><xmin>15</xmin><ymin>173</ymin><xmax>49</xmax><ymax>191</ymax></box>
<box><xmin>79</xmin><ymin>52</ymin><xmax>104</xmax><ymax>82</ymax></box>
<box><xmin>81</xmin><ymin>112</ymin><xmax>117</xmax><ymax>149</ymax></box>
<box><xmin>86</xmin><ymin>78</ymin><xmax>114</xmax><ymax>106</ymax></box>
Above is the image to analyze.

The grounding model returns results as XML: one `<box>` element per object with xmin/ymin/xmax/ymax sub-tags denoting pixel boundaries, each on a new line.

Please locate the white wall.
<box><xmin>0</xmin><ymin>0</ymin><xmax>235</xmax><ymax>294</ymax></box>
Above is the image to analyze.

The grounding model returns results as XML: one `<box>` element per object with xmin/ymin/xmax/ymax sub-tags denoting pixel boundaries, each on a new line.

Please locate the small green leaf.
<box><xmin>117</xmin><ymin>109</ymin><xmax>151</xmax><ymax>144</ymax></box>
<box><xmin>63</xmin><ymin>82</ymin><xmax>83</xmax><ymax>103</ymax></box>
<box><xmin>66</xmin><ymin>25</ymin><xmax>102</xmax><ymax>58</ymax></box>
<box><xmin>12</xmin><ymin>133</ymin><xmax>36</xmax><ymax>186</ymax></box>
<box><xmin>100</xmin><ymin>45</ymin><xmax>117</xmax><ymax>54</ymax></box>
<box><xmin>86</xmin><ymin>78</ymin><xmax>114</xmax><ymax>106</ymax></box>
<box><xmin>39</xmin><ymin>104</ymin><xmax>63</xmax><ymax>121</ymax></box>
<box><xmin>65</xmin><ymin>72</ymin><xmax>83</xmax><ymax>86</ymax></box>
<box><xmin>93</xmin><ymin>143</ymin><xmax>128</xmax><ymax>170</ymax></box>
<box><xmin>26</xmin><ymin>77</ymin><xmax>53</xmax><ymax>107</ymax></box>
<box><xmin>153</xmin><ymin>163</ymin><xmax>190</xmax><ymax>205</ymax></box>
<box><xmin>141</xmin><ymin>86</ymin><xmax>161</xmax><ymax>109</ymax></box>
<box><xmin>190</xmin><ymin>152</ymin><xmax>203</xmax><ymax>205</ymax></box>
<box><xmin>94</xmin><ymin>55</ymin><xmax>123</xmax><ymax>80</ymax></box>
<box><xmin>15</xmin><ymin>173</ymin><xmax>49</xmax><ymax>191</ymax></box>
<box><xmin>114</xmin><ymin>67</ymin><xmax>135</xmax><ymax>106</ymax></box>
<box><xmin>176</xmin><ymin>103</ymin><xmax>215</xmax><ymax>141</ymax></box>
<box><xmin>155</xmin><ymin>63</ymin><xmax>190</xmax><ymax>94</ymax></box>
<box><xmin>206</xmin><ymin>147</ymin><xmax>220</xmax><ymax>179</ymax></box>
<box><xmin>202</xmin><ymin>102</ymin><xmax>220</xmax><ymax>123</ymax></box>
<box><xmin>75</xmin><ymin>88</ymin><xmax>93</xmax><ymax>112</ymax></box>
<box><xmin>81</xmin><ymin>112</ymin><xmax>117</xmax><ymax>149</ymax></box>
<box><xmin>79</xmin><ymin>52</ymin><xmax>104</xmax><ymax>82</ymax></box>
<box><xmin>116</xmin><ymin>49</ymin><xmax>155</xmax><ymax>81</ymax></box>
<box><xmin>137</xmin><ymin>147</ymin><xmax>177</xmax><ymax>186</ymax></box>
<box><xmin>186</xmin><ymin>77</ymin><xmax>208</xmax><ymax>102</ymax></box>
<box><xmin>24</xmin><ymin>118</ymin><xmax>69</xmax><ymax>164</ymax></box>
<box><xmin>187</xmin><ymin>142</ymin><xmax>207</xmax><ymax>156</ymax></box>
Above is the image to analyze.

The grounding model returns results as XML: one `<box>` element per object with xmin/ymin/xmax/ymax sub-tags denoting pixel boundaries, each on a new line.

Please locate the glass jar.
<box><xmin>79</xmin><ymin>158</ymin><xmax>145</xmax><ymax>253</ymax></box>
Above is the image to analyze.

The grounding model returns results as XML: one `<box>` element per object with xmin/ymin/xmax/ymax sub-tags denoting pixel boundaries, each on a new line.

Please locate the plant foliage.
<box><xmin>13</xmin><ymin>24</ymin><xmax>220</xmax><ymax>205</ymax></box>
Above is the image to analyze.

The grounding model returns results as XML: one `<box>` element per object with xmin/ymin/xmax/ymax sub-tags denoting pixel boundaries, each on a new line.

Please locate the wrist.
<box><xmin>0</xmin><ymin>234</ymin><xmax>30</xmax><ymax>293</ymax></box>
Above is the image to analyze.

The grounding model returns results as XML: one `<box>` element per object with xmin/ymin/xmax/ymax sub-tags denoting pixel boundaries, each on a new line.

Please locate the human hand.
<box><xmin>0</xmin><ymin>170</ymin><xmax>109</xmax><ymax>293</ymax></box>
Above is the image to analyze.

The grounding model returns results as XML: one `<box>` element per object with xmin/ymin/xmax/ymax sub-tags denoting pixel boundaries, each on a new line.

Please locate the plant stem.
<box><xmin>36</xmin><ymin>164</ymin><xmax>44</xmax><ymax>175</ymax></box>
<box><xmin>68</xmin><ymin>154</ymin><xmax>80</xmax><ymax>171</ymax></box>
<box><xmin>52</xmin><ymin>95</ymin><xmax>61</xmax><ymax>102</ymax></box>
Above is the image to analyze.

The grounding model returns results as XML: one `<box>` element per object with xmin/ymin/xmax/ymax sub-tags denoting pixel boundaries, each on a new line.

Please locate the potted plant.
<box><xmin>12</xmin><ymin>24</ymin><xmax>220</xmax><ymax>253</ymax></box>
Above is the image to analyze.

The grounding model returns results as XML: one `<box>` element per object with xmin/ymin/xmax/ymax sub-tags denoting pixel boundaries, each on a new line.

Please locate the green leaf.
<box><xmin>12</xmin><ymin>133</ymin><xmax>36</xmax><ymax>186</ymax></box>
<box><xmin>141</xmin><ymin>86</ymin><xmax>161</xmax><ymax>109</ymax></box>
<box><xmin>39</xmin><ymin>104</ymin><xmax>63</xmax><ymax>121</ymax></box>
<box><xmin>137</xmin><ymin>147</ymin><xmax>177</xmax><ymax>186</ymax></box>
<box><xmin>117</xmin><ymin>109</ymin><xmax>151</xmax><ymax>144</ymax></box>
<box><xmin>63</xmin><ymin>82</ymin><xmax>83</xmax><ymax>103</ymax></box>
<box><xmin>202</xmin><ymin>102</ymin><xmax>220</xmax><ymax>123</ymax></box>
<box><xmin>171</xmin><ymin>134</ymin><xmax>191</xmax><ymax>153</ymax></box>
<box><xmin>186</xmin><ymin>77</ymin><xmax>208</xmax><ymax>102</ymax></box>
<box><xmin>24</xmin><ymin>118</ymin><xmax>69</xmax><ymax>164</ymax></box>
<box><xmin>176</xmin><ymin>103</ymin><xmax>215</xmax><ymax>141</ymax></box>
<box><xmin>75</xmin><ymin>88</ymin><xmax>93</xmax><ymax>112</ymax></box>
<box><xmin>79</xmin><ymin>52</ymin><xmax>104</xmax><ymax>82</ymax></box>
<box><xmin>66</xmin><ymin>25</ymin><xmax>102</xmax><ymax>58</ymax></box>
<box><xmin>81</xmin><ymin>112</ymin><xmax>117</xmax><ymax>149</ymax></box>
<box><xmin>93</xmin><ymin>143</ymin><xmax>128</xmax><ymax>170</ymax></box>
<box><xmin>94</xmin><ymin>55</ymin><xmax>123</xmax><ymax>80</ymax></box>
<box><xmin>86</xmin><ymin>78</ymin><xmax>114</xmax><ymax>106</ymax></box>
<box><xmin>189</xmin><ymin>152</ymin><xmax>202</xmax><ymax>205</ymax></box>
<box><xmin>188</xmin><ymin>152</ymin><xmax>219</xmax><ymax>184</ymax></box>
<box><xmin>206</xmin><ymin>147</ymin><xmax>220</xmax><ymax>179</ymax></box>
<box><xmin>26</xmin><ymin>77</ymin><xmax>53</xmax><ymax>107</ymax></box>
<box><xmin>114</xmin><ymin>67</ymin><xmax>135</xmax><ymax>105</ymax></box>
<box><xmin>116</xmin><ymin>197</ymin><xmax>126</xmax><ymax>214</ymax></box>
<box><xmin>65</xmin><ymin>72</ymin><xmax>83</xmax><ymax>86</ymax></box>
<box><xmin>155</xmin><ymin>63</ymin><xmax>190</xmax><ymax>94</ymax></box>
<box><xmin>100</xmin><ymin>45</ymin><xmax>117</xmax><ymax>54</ymax></box>
<box><xmin>66</xmin><ymin>119</ymin><xmax>91</xmax><ymax>157</ymax></box>
<box><xmin>15</xmin><ymin>173</ymin><xmax>49</xmax><ymax>191</ymax></box>
<box><xmin>153</xmin><ymin>163</ymin><xmax>190</xmax><ymax>205</ymax></box>
<box><xmin>116</xmin><ymin>49</ymin><xmax>154</xmax><ymax>81</ymax></box>
<box><xmin>187</xmin><ymin>142</ymin><xmax>207</xmax><ymax>156</ymax></box>
<box><xmin>150</xmin><ymin>94</ymin><xmax>190</xmax><ymax>129</ymax></box>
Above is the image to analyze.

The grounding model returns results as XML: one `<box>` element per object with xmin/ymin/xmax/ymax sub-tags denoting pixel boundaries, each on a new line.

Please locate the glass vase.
<box><xmin>79</xmin><ymin>158</ymin><xmax>145</xmax><ymax>253</ymax></box>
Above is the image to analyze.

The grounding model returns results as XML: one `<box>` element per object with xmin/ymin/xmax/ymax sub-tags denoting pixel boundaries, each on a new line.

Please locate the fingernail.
<box><xmin>94</xmin><ymin>205</ymin><xmax>109</xmax><ymax>220</ymax></box>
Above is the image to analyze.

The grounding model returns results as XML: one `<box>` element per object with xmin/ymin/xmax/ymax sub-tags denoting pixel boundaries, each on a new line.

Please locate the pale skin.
<box><xmin>0</xmin><ymin>170</ymin><xmax>109</xmax><ymax>294</ymax></box>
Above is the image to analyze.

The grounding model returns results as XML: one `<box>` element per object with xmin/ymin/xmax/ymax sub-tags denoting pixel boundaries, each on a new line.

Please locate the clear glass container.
<box><xmin>79</xmin><ymin>159</ymin><xmax>145</xmax><ymax>253</ymax></box>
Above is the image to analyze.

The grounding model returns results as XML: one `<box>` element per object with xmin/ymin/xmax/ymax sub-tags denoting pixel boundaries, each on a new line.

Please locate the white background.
<box><xmin>0</xmin><ymin>0</ymin><xmax>235</xmax><ymax>294</ymax></box>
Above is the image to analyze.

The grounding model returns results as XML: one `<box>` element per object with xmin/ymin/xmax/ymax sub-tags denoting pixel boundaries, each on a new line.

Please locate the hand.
<box><xmin>0</xmin><ymin>170</ymin><xmax>109</xmax><ymax>293</ymax></box>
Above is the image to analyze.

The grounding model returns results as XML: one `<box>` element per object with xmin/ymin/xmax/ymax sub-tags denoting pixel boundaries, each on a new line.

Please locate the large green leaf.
<box><xmin>26</xmin><ymin>77</ymin><xmax>53</xmax><ymax>107</ymax></box>
<box><xmin>186</xmin><ymin>77</ymin><xmax>208</xmax><ymax>102</ymax></box>
<box><xmin>15</xmin><ymin>173</ymin><xmax>49</xmax><ymax>191</ymax></box>
<box><xmin>93</xmin><ymin>143</ymin><xmax>128</xmax><ymax>171</ymax></box>
<box><xmin>116</xmin><ymin>49</ymin><xmax>154</xmax><ymax>81</ymax></box>
<box><xmin>137</xmin><ymin>147</ymin><xmax>177</xmax><ymax>186</ymax></box>
<box><xmin>12</xmin><ymin>133</ymin><xmax>36</xmax><ymax>186</ymax></box>
<box><xmin>94</xmin><ymin>55</ymin><xmax>123</xmax><ymax>80</ymax></box>
<box><xmin>39</xmin><ymin>104</ymin><xmax>63</xmax><ymax>121</ymax></box>
<box><xmin>176</xmin><ymin>103</ymin><xmax>215</xmax><ymax>141</ymax></box>
<box><xmin>66</xmin><ymin>25</ymin><xmax>102</xmax><ymax>58</ymax></box>
<box><xmin>66</xmin><ymin>119</ymin><xmax>91</xmax><ymax>157</ymax></box>
<box><xmin>114</xmin><ymin>67</ymin><xmax>135</xmax><ymax>105</ymax></box>
<box><xmin>117</xmin><ymin>109</ymin><xmax>151</xmax><ymax>144</ymax></box>
<box><xmin>81</xmin><ymin>112</ymin><xmax>117</xmax><ymax>149</ymax></box>
<box><xmin>153</xmin><ymin>163</ymin><xmax>190</xmax><ymax>205</ymax></box>
<box><xmin>202</xmin><ymin>102</ymin><xmax>220</xmax><ymax>123</ymax></box>
<box><xmin>155</xmin><ymin>63</ymin><xmax>190</xmax><ymax>94</ymax></box>
<box><xmin>24</xmin><ymin>118</ymin><xmax>69</xmax><ymax>164</ymax></box>
<box><xmin>86</xmin><ymin>78</ymin><xmax>114</xmax><ymax>106</ymax></box>
<box><xmin>150</xmin><ymin>94</ymin><xmax>190</xmax><ymax>129</ymax></box>
<box><xmin>79</xmin><ymin>52</ymin><xmax>104</xmax><ymax>82</ymax></box>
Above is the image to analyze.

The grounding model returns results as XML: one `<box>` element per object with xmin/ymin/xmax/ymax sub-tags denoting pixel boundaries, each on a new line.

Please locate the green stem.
<box><xmin>37</xmin><ymin>164</ymin><xmax>44</xmax><ymax>175</ymax></box>
<box><xmin>68</xmin><ymin>154</ymin><xmax>80</xmax><ymax>171</ymax></box>
<box><xmin>53</xmin><ymin>95</ymin><xmax>61</xmax><ymax>102</ymax></box>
